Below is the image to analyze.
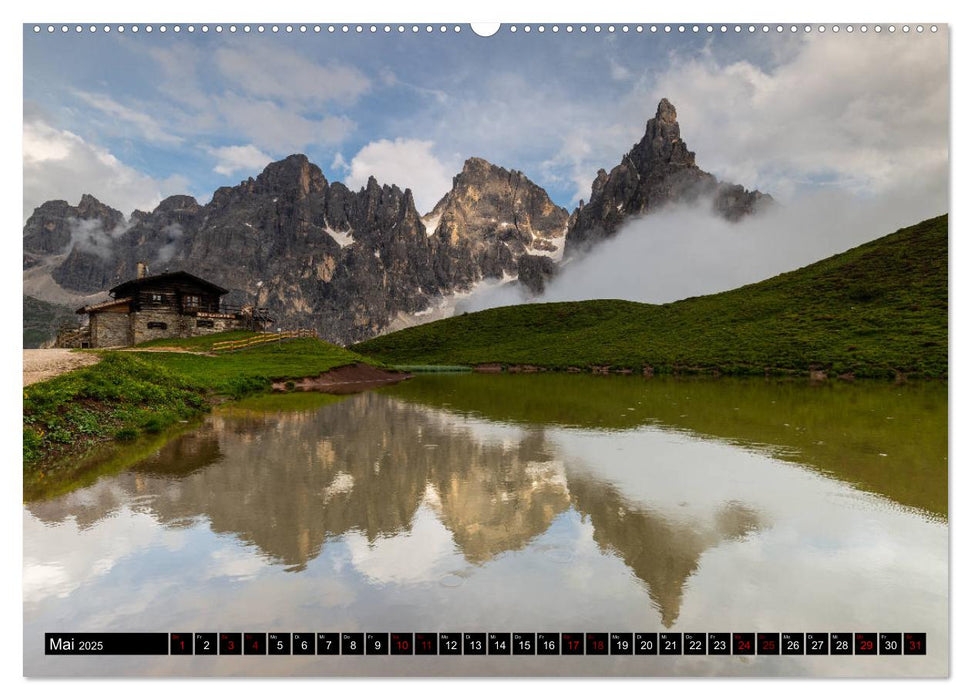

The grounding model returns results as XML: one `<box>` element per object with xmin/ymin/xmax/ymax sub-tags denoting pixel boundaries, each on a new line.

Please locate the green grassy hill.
<box><xmin>23</xmin><ymin>295</ymin><xmax>76</xmax><ymax>348</ymax></box>
<box><xmin>354</xmin><ymin>215</ymin><xmax>948</xmax><ymax>379</ymax></box>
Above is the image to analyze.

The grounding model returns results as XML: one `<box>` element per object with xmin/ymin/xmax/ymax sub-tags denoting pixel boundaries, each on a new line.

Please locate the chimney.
<box><xmin>136</xmin><ymin>262</ymin><xmax>149</xmax><ymax>279</ymax></box>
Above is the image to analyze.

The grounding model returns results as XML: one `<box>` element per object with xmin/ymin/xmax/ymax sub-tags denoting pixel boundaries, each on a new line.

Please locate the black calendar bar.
<box><xmin>45</xmin><ymin>633</ymin><xmax>169</xmax><ymax>655</ymax></box>
<box><xmin>43</xmin><ymin>632</ymin><xmax>928</xmax><ymax>656</ymax></box>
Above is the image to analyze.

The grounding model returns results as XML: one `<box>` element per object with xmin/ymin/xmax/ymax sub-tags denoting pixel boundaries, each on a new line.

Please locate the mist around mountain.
<box><xmin>353</xmin><ymin>215</ymin><xmax>948</xmax><ymax>380</ymax></box>
<box><xmin>23</xmin><ymin>100</ymin><xmax>770</xmax><ymax>346</ymax></box>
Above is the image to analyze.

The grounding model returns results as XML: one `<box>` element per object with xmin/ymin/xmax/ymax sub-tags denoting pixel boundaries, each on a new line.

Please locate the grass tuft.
<box><xmin>24</xmin><ymin>336</ymin><xmax>375</xmax><ymax>470</ymax></box>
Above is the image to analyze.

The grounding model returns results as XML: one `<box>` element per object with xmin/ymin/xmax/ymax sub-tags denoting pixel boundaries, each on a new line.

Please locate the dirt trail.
<box><xmin>23</xmin><ymin>350</ymin><xmax>101</xmax><ymax>386</ymax></box>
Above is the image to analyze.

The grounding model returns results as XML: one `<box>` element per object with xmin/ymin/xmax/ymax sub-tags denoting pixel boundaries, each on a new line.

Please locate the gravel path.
<box><xmin>23</xmin><ymin>349</ymin><xmax>101</xmax><ymax>386</ymax></box>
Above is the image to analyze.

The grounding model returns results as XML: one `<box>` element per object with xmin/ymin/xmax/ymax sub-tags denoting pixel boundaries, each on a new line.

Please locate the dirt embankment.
<box><xmin>23</xmin><ymin>350</ymin><xmax>101</xmax><ymax>386</ymax></box>
<box><xmin>271</xmin><ymin>363</ymin><xmax>412</xmax><ymax>394</ymax></box>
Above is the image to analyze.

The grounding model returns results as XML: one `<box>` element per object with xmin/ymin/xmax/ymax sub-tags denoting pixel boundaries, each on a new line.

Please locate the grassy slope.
<box><xmin>136</xmin><ymin>337</ymin><xmax>377</xmax><ymax>393</ymax></box>
<box><xmin>23</xmin><ymin>295</ymin><xmax>76</xmax><ymax>348</ymax></box>
<box><xmin>134</xmin><ymin>329</ymin><xmax>259</xmax><ymax>351</ymax></box>
<box><xmin>354</xmin><ymin>215</ymin><xmax>948</xmax><ymax>378</ymax></box>
<box><xmin>23</xmin><ymin>334</ymin><xmax>372</xmax><ymax>471</ymax></box>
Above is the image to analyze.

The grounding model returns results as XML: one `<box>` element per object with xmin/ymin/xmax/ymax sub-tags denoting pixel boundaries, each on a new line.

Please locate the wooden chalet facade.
<box><xmin>63</xmin><ymin>268</ymin><xmax>272</xmax><ymax>348</ymax></box>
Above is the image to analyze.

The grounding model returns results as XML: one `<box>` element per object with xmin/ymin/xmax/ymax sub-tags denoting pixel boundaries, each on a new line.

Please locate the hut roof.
<box><xmin>76</xmin><ymin>297</ymin><xmax>132</xmax><ymax>314</ymax></box>
<box><xmin>109</xmin><ymin>270</ymin><xmax>229</xmax><ymax>298</ymax></box>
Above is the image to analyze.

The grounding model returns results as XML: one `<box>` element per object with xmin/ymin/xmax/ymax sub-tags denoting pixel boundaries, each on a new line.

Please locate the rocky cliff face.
<box><xmin>424</xmin><ymin>158</ymin><xmax>569</xmax><ymax>288</ymax></box>
<box><xmin>565</xmin><ymin>99</ymin><xmax>770</xmax><ymax>255</ymax></box>
<box><xmin>22</xmin><ymin>195</ymin><xmax>126</xmax><ymax>271</ymax></box>
<box><xmin>517</xmin><ymin>254</ymin><xmax>557</xmax><ymax>295</ymax></box>
<box><xmin>22</xmin><ymin>155</ymin><xmax>565</xmax><ymax>344</ymax></box>
<box><xmin>23</xmin><ymin>104</ymin><xmax>769</xmax><ymax>343</ymax></box>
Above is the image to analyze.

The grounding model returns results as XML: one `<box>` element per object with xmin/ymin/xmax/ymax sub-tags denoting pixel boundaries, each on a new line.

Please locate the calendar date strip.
<box><xmin>45</xmin><ymin>632</ymin><xmax>926</xmax><ymax>656</ymax></box>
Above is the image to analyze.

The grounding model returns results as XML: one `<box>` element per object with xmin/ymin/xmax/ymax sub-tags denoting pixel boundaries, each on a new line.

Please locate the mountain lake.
<box><xmin>23</xmin><ymin>373</ymin><xmax>948</xmax><ymax>676</ymax></box>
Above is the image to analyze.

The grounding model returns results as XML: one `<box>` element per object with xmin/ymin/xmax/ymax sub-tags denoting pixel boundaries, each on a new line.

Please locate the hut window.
<box><xmin>196</xmin><ymin>319</ymin><xmax>215</xmax><ymax>328</ymax></box>
<box><xmin>147</xmin><ymin>321</ymin><xmax>168</xmax><ymax>330</ymax></box>
<box><xmin>151</xmin><ymin>293</ymin><xmax>163</xmax><ymax>303</ymax></box>
<box><xmin>185</xmin><ymin>295</ymin><xmax>201</xmax><ymax>307</ymax></box>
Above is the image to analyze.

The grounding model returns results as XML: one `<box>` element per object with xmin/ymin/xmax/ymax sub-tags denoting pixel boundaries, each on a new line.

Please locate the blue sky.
<box><xmin>23</xmin><ymin>24</ymin><xmax>949</xmax><ymax>220</ymax></box>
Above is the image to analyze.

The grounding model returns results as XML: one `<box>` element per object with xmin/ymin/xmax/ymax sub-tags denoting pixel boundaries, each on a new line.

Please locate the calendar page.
<box><xmin>21</xmin><ymin>19</ymin><xmax>948</xmax><ymax>679</ymax></box>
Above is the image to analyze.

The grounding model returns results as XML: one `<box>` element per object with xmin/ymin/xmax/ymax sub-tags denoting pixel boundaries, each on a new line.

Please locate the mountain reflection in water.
<box><xmin>24</xmin><ymin>375</ymin><xmax>947</xmax><ymax>678</ymax></box>
<box><xmin>27</xmin><ymin>388</ymin><xmax>776</xmax><ymax>627</ymax></box>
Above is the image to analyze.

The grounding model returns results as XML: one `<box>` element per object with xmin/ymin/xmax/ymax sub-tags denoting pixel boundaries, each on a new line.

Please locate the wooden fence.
<box><xmin>210</xmin><ymin>329</ymin><xmax>318</xmax><ymax>353</ymax></box>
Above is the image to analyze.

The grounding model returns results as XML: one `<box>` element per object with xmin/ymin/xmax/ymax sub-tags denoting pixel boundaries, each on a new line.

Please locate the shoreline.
<box><xmin>22</xmin><ymin>335</ymin><xmax>399</xmax><ymax>478</ymax></box>
<box><xmin>271</xmin><ymin>363</ymin><xmax>412</xmax><ymax>393</ymax></box>
<box><xmin>22</xmin><ymin>341</ymin><xmax>942</xmax><ymax>501</ymax></box>
<box><xmin>23</xmin><ymin>357</ymin><xmax>410</xmax><ymax>500</ymax></box>
<box><xmin>457</xmin><ymin>362</ymin><xmax>941</xmax><ymax>383</ymax></box>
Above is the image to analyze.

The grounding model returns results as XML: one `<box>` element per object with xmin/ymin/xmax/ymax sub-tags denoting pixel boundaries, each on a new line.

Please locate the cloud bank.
<box><xmin>23</xmin><ymin>114</ymin><xmax>187</xmax><ymax>221</ymax></box>
<box><xmin>458</xmin><ymin>179</ymin><xmax>947</xmax><ymax>314</ymax></box>
<box><xmin>22</xmin><ymin>28</ymin><xmax>948</xmax><ymax>258</ymax></box>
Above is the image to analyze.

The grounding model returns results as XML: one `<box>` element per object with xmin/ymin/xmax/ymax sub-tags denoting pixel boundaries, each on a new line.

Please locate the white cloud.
<box><xmin>214</xmin><ymin>44</ymin><xmax>370</xmax><ymax>106</ymax></box>
<box><xmin>155</xmin><ymin>222</ymin><xmax>185</xmax><ymax>264</ymax></box>
<box><xmin>346</xmin><ymin>138</ymin><xmax>457</xmax><ymax>213</ymax></box>
<box><xmin>125</xmin><ymin>44</ymin><xmax>361</xmax><ymax>155</ymax></box>
<box><xmin>461</xmin><ymin>181</ymin><xmax>947</xmax><ymax>314</ymax></box>
<box><xmin>406</xmin><ymin>33</ymin><xmax>946</xmax><ymax>211</ymax></box>
<box><xmin>65</xmin><ymin>217</ymin><xmax>132</xmax><ymax>260</ymax></box>
<box><xmin>215</xmin><ymin>93</ymin><xmax>355</xmax><ymax>153</ymax></box>
<box><xmin>402</xmin><ymin>71</ymin><xmax>639</xmax><ymax>207</ymax></box>
<box><xmin>23</xmin><ymin>508</ymin><xmax>186</xmax><ymax>606</ymax></box>
<box><xmin>73</xmin><ymin>91</ymin><xmax>183</xmax><ymax>146</ymax></box>
<box><xmin>208</xmin><ymin>144</ymin><xmax>273</xmax><ymax>177</ymax></box>
<box><xmin>608</xmin><ymin>58</ymin><xmax>632</xmax><ymax>82</ymax></box>
<box><xmin>330</xmin><ymin>152</ymin><xmax>350</xmax><ymax>174</ymax></box>
<box><xmin>540</xmin><ymin>124</ymin><xmax>634</xmax><ymax>205</ymax></box>
<box><xmin>648</xmin><ymin>33</ymin><xmax>949</xmax><ymax>197</ymax></box>
<box><xmin>22</xmin><ymin>117</ymin><xmax>185</xmax><ymax>221</ymax></box>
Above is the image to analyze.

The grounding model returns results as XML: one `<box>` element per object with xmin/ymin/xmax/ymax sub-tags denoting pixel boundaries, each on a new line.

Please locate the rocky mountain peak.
<box><xmin>254</xmin><ymin>154</ymin><xmax>327</xmax><ymax>197</ymax></box>
<box><xmin>641</xmin><ymin>98</ymin><xmax>694</xmax><ymax>167</ymax></box>
<box><xmin>23</xmin><ymin>195</ymin><xmax>126</xmax><ymax>260</ymax></box>
<box><xmin>459</xmin><ymin>156</ymin><xmax>493</xmax><ymax>176</ymax></box>
<box><xmin>75</xmin><ymin>194</ymin><xmax>125</xmax><ymax>223</ymax></box>
<box><xmin>423</xmin><ymin>157</ymin><xmax>570</xmax><ymax>286</ymax></box>
<box><xmin>24</xmin><ymin>109</ymin><xmax>771</xmax><ymax>345</ymax></box>
<box><xmin>77</xmin><ymin>193</ymin><xmax>105</xmax><ymax>211</ymax></box>
<box><xmin>155</xmin><ymin>195</ymin><xmax>200</xmax><ymax>212</ymax></box>
<box><xmin>655</xmin><ymin>97</ymin><xmax>677</xmax><ymax>125</ymax></box>
<box><xmin>564</xmin><ymin>98</ymin><xmax>770</xmax><ymax>255</ymax></box>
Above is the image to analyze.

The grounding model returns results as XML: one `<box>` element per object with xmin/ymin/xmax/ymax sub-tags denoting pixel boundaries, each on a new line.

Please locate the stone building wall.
<box><xmin>130</xmin><ymin>309</ymin><xmax>184</xmax><ymax>345</ymax></box>
<box><xmin>88</xmin><ymin>310</ymin><xmax>247</xmax><ymax>347</ymax></box>
<box><xmin>90</xmin><ymin>311</ymin><xmax>132</xmax><ymax>347</ymax></box>
<box><xmin>188</xmin><ymin>315</ymin><xmax>244</xmax><ymax>337</ymax></box>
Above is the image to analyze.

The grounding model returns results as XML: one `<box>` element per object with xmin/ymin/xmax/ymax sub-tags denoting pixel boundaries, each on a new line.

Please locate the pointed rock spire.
<box><xmin>564</xmin><ymin>98</ymin><xmax>770</xmax><ymax>255</ymax></box>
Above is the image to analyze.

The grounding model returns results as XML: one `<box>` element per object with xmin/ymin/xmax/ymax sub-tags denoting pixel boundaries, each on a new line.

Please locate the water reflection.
<box><xmin>569</xmin><ymin>474</ymin><xmax>761</xmax><ymax>626</ymax></box>
<box><xmin>27</xmin><ymin>391</ymin><xmax>770</xmax><ymax>628</ymax></box>
<box><xmin>382</xmin><ymin>374</ymin><xmax>948</xmax><ymax>518</ymax></box>
<box><xmin>28</xmin><ymin>397</ymin><xmax>569</xmax><ymax>570</ymax></box>
<box><xmin>23</xmin><ymin>375</ymin><xmax>947</xmax><ymax>676</ymax></box>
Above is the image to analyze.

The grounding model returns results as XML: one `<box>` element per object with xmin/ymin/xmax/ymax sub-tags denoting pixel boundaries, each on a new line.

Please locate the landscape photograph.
<box><xmin>21</xmin><ymin>22</ymin><xmax>948</xmax><ymax>677</ymax></box>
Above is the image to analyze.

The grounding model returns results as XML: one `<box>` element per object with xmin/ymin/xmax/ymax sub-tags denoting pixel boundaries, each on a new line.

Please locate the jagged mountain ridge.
<box><xmin>423</xmin><ymin>157</ymin><xmax>568</xmax><ymax>296</ymax></box>
<box><xmin>424</xmin><ymin>157</ymin><xmax>569</xmax><ymax>278</ymax></box>
<box><xmin>23</xmin><ymin>194</ymin><xmax>126</xmax><ymax>271</ymax></box>
<box><xmin>24</xmin><ymin>155</ymin><xmax>568</xmax><ymax>344</ymax></box>
<box><xmin>23</xmin><ymin>99</ymin><xmax>769</xmax><ymax>344</ymax></box>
